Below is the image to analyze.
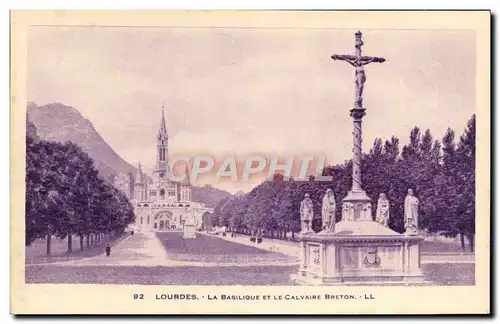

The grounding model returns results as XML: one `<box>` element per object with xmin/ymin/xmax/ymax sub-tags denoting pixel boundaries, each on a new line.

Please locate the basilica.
<box><xmin>115</xmin><ymin>107</ymin><xmax>213</xmax><ymax>232</ymax></box>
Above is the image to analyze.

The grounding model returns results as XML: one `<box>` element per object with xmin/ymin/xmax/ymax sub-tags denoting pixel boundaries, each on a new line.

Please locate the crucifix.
<box><xmin>331</xmin><ymin>31</ymin><xmax>386</xmax><ymax>108</ymax></box>
<box><xmin>331</xmin><ymin>31</ymin><xmax>386</xmax><ymax>221</ymax></box>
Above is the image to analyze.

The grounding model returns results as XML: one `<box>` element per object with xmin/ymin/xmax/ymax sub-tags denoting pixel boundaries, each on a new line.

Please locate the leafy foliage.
<box><xmin>212</xmin><ymin>116</ymin><xmax>476</xmax><ymax>251</ymax></box>
<box><xmin>25</xmin><ymin>118</ymin><xmax>135</xmax><ymax>254</ymax></box>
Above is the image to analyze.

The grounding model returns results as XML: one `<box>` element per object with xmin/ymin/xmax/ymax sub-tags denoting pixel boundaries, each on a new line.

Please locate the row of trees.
<box><xmin>212</xmin><ymin>115</ymin><xmax>476</xmax><ymax>252</ymax></box>
<box><xmin>25</xmin><ymin>117</ymin><xmax>135</xmax><ymax>255</ymax></box>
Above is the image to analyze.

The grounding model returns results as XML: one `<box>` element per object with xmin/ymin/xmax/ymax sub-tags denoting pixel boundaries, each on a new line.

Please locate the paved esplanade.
<box><xmin>35</xmin><ymin>231</ymin><xmax>471</xmax><ymax>267</ymax></box>
<box><xmin>62</xmin><ymin>232</ymin><xmax>299</xmax><ymax>267</ymax></box>
<box><xmin>68</xmin><ymin>231</ymin><xmax>169</xmax><ymax>266</ymax></box>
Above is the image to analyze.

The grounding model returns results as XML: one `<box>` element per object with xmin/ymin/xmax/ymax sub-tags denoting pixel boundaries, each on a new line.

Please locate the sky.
<box><xmin>27</xmin><ymin>27</ymin><xmax>476</xmax><ymax>193</ymax></box>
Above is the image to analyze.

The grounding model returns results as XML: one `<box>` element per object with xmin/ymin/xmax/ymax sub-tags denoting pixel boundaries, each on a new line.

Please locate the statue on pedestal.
<box><xmin>321</xmin><ymin>189</ymin><xmax>336</xmax><ymax>232</ymax></box>
<box><xmin>300</xmin><ymin>193</ymin><xmax>314</xmax><ymax>234</ymax></box>
<box><xmin>183</xmin><ymin>207</ymin><xmax>196</xmax><ymax>239</ymax></box>
<box><xmin>375</xmin><ymin>193</ymin><xmax>390</xmax><ymax>227</ymax></box>
<box><xmin>404</xmin><ymin>189</ymin><xmax>420</xmax><ymax>235</ymax></box>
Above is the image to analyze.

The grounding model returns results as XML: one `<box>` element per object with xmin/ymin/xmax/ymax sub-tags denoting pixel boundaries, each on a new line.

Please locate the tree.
<box><xmin>25</xmin><ymin>128</ymin><xmax>136</xmax><ymax>255</ymax></box>
<box><xmin>25</xmin><ymin>122</ymin><xmax>42</xmax><ymax>246</ymax></box>
<box><xmin>210</xmin><ymin>119</ymin><xmax>476</xmax><ymax>251</ymax></box>
<box><xmin>455</xmin><ymin>115</ymin><xmax>476</xmax><ymax>251</ymax></box>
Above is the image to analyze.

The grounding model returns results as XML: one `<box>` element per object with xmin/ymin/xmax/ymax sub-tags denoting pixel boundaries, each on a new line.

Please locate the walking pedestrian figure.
<box><xmin>105</xmin><ymin>244</ymin><xmax>111</xmax><ymax>257</ymax></box>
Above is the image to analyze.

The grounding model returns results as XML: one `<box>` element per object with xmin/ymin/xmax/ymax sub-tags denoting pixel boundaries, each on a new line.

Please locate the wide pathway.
<box><xmin>59</xmin><ymin>231</ymin><xmax>169</xmax><ymax>266</ymax></box>
<box><xmin>47</xmin><ymin>231</ymin><xmax>298</xmax><ymax>267</ymax></box>
<box><xmin>212</xmin><ymin>233</ymin><xmax>301</xmax><ymax>258</ymax></box>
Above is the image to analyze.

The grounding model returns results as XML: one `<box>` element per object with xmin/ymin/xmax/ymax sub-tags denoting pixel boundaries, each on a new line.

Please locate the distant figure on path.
<box><xmin>105</xmin><ymin>244</ymin><xmax>111</xmax><ymax>257</ymax></box>
<box><xmin>321</xmin><ymin>189</ymin><xmax>336</xmax><ymax>233</ymax></box>
<box><xmin>300</xmin><ymin>193</ymin><xmax>314</xmax><ymax>234</ymax></box>
<box><xmin>375</xmin><ymin>193</ymin><xmax>390</xmax><ymax>227</ymax></box>
<box><xmin>404</xmin><ymin>189</ymin><xmax>420</xmax><ymax>235</ymax></box>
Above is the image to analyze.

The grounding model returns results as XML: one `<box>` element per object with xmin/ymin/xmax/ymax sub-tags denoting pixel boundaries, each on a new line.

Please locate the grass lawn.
<box><xmin>25</xmin><ymin>233</ymin><xmax>128</xmax><ymax>264</ymax></box>
<box><xmin>420</xmin><ymin>241</ymin><xmax>469</xmax><ymax>253</ymax></box>
<box><xmin>156</xmin><ymin>232</ymin><xmax>295</xmax><ymax>263</ymax></box>
<box><xmin>232</xmin><ymin>233</ymin><xmax>471</xmax><ymax>254</ymax></box>
<box><xmin>25</xmin><ymin>263</ymin><xmax>474</xmax><ymax>286</ymax></box>
<box><xmin>421</xmin><ymin>263</ymin><xmax>475</xmax><ymax>285</ymax></box>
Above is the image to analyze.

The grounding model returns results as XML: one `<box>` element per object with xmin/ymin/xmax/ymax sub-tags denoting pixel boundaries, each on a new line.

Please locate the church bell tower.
<box><xmin>153</xmin><ymin>106</ymin><xmax>169</xmax><ymax>180</ymax></box>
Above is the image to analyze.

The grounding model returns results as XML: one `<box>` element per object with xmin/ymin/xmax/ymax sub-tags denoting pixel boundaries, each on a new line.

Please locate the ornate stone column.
<box><xmin>341</xmin><ymin>106</ymin><xmax>373</xmax><ymax>221</ymax></box>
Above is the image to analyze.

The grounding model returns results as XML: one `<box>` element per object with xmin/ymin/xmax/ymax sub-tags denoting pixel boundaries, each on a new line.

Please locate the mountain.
<box><xmin>26</xmin><ymin>102</ymin><xmax>233</xmax><ymax>207</ymax></box>
<box><xmin>27</xmin><ymin>102</ymin><xmax>138</xmax><ymax>181</ymax></box>
<box><xmin>191</xmin><ymin>185</ymin><xmax>233</xmax><ymax>208</ymax></box>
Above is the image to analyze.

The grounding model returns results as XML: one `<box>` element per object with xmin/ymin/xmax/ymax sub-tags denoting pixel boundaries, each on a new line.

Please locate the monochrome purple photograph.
<box><xmin>21</xmin><ymin>17</ymin><xmax>481</xmax><ymax>292</ymax></box>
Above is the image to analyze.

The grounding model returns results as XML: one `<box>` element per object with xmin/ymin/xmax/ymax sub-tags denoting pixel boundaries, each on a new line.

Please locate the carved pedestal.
<box><xmin>342</xmin><ymin>190</ymin><xmax>372</xmax><ymax>221</ymax></box>
<box><xmin>290</xmin><ymin>220</ymin><xmax>430</xmax><ymax>286</ymax></box>
<box><xmin>183</xmin><ymin>223</ymin><xmax>196</xmax><ymax>239</ymax></box>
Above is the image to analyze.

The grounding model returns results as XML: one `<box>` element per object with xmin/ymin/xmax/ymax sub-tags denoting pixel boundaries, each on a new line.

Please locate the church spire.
<box><xmin>135</xmin><ymin>161</ymin><xmax>144</xmax><ymax>184</ymax></box>
<box><xmin>154</xmin><ymin>106</ymin><xmax>169</xmax><ymax>176</ymax></box>
<box><xmin>159</xmin><ymin>105</ymin><xmax>167</xmax><ymax>136</ymax></box>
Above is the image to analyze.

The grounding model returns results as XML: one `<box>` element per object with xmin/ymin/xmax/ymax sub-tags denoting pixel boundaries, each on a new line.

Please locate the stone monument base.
<box><xmin>342</xmin><ymin>190</ymin><xmax>372</xmax><ymax>221</ymax></box>
<box><xmin>290</xmin><ymin>221</ymin><xmax>431</xmax><ymax>286</ymax></box>
<box><xmin>183</xmin><ymin>223</ymin><xmax>196</xmax><ymax>239</ymax></box>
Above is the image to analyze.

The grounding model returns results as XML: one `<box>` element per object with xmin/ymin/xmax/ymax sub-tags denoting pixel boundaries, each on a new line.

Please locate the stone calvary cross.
<box><xmin>331</xmin><ymin>31</ymin><xmax>386</xmax><ymax>197</ymax></box>
<box><xmin>291</xmin><ymin>32</ymin><xmax>428</xmax><ymax>286</ymax></box>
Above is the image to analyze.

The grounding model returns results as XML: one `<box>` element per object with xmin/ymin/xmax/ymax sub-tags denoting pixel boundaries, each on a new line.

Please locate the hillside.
<box><xmin>27</xmin><ymin>102</ymin><xmax>232</xmax><ymax>206</ymax></box>
<box><xmin>27</xmin><ymin>102</ymin><xmax>140</xmax><ymax>182</ymax></box>
<box><xmin>191</xmin><ymin>185</ymin><xmax>233</xmax><ymax>208</ymax></box>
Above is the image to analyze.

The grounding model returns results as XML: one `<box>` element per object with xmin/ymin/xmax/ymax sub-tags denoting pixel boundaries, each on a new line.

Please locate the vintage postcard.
<box><xmin>10</xmin><ymin>10</ymin><xmax>490</xmax><ymax>314</ymax></box>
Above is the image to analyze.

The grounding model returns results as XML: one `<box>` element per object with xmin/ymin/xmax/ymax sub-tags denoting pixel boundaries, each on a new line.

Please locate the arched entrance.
<box><xmin>202</xmin><ymin>212</ymin><xmax>214</xmax><ymax>231</ymax></box>
<box><xmin>154</xmin><ymin>211</ymin><xmax>173</xmax><ymax>231</ymax></box>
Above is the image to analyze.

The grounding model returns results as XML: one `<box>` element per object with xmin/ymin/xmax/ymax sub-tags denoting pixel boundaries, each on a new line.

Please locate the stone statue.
<box><xmin>300</xmin><ymin>193</ymin><xmax>314</xmax><ymax>233</ymax></box>
<box><xmin>375</xmin><ymin>193</ymin><xmax>390</xmax><ymax>227</ymax></box>
<box><xmin>321</xmin><ymin>189</ymin><xmax>336</xmax><ymax>232</ymax></box>
<box><xmin>331</xmin><ymin>32</ymin><xmax>385</xmax><ymax>108</ymax></box>
<box><xmin>404</xmin><ymin>189</ymin><xmax>419</xmax><ymax>235</ymax></box>
<box><xmin>185</xmin><ymin>207</ymin><xmax>195</xmax><ymax>225</ymax></box>
<box><xmin>342</xmin><ymin>202</ymin><xmax>354</xmax><ymax>221</ymax></box>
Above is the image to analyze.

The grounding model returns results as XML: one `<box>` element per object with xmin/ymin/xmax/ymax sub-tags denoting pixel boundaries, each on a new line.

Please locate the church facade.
<box><xmin>115</xmin><ymin>108</ymin><xmax>213</xmax><ymax>232</ymax></box>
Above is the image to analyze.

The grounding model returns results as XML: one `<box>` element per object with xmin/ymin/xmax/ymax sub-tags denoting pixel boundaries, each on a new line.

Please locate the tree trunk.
<box><xmin>46</xmin><ymin>233</ymin><xmax>51</xmax><ymax>256</ymax></box>
<box><xmin>87</xmin><ymin>234</ymin><xmax>90</xmax><ymax>248</ymax></box>
<box><xmin>460</xmin><ymin>233</ymin><xmax>465</xmax><ymax>252</ymax></box>
<box><xmin>468</xmin><ymin>234</ymin><xmax>475</xmax><ymax>253</ymax></box>
<box><xmin>67</xmin><ymin>234</ymin><xmax>73</xmax><ymax>254</ymax></box>
<box><xmin>80</xmin><ymin>235</ymin><xmax>84</xmax><ymax>252</ymax></box>
<box><xmin>90</xmin><ymin>234</ymin><xmax>94</xmax><ymax>246</ymax></box>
